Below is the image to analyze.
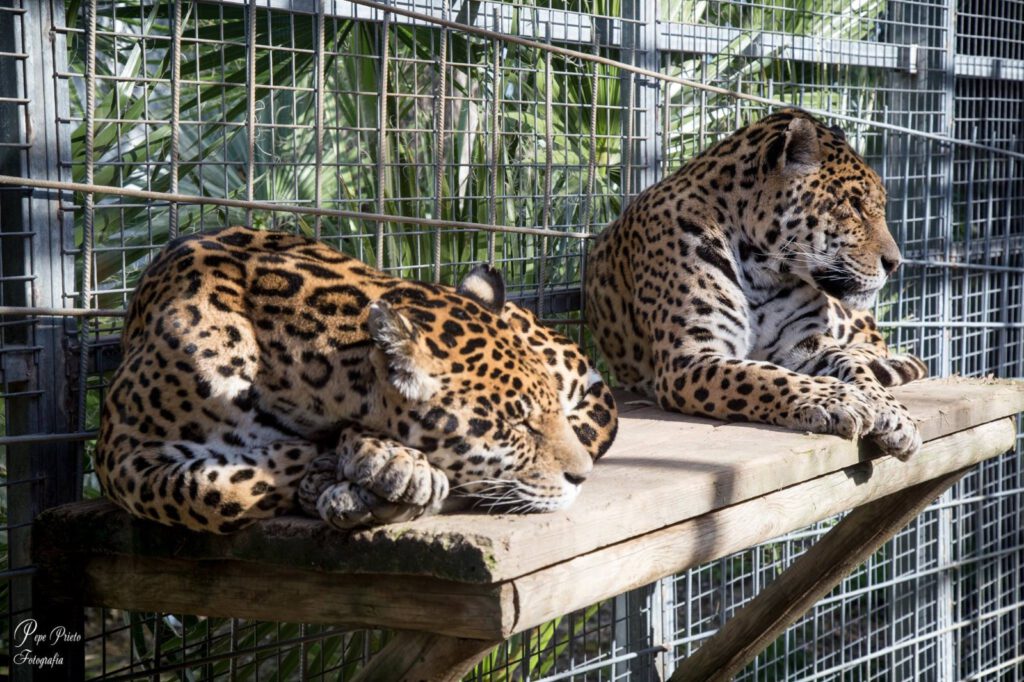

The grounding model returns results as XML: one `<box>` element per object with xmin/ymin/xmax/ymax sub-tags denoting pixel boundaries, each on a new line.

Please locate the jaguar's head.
<box><xmin>366</xmin><ymin>265</ymin><xmax>617</xmax><ymax>513</ymax></box>
<box><xmin>754</xmin><ymin>109</ymin><xmax>902</xmax><ymax>309</ymax></box>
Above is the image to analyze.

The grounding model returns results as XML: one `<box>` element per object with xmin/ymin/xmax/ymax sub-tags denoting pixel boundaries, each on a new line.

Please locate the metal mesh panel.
<box><xmin>957</xmin><ymin>0</ymin><xmax>1024</xmax><ymax>61</ymax></box>
<box><xmin>0</xmin><ymin>0</ymin><xmax>38</xmax><ymax>665</ymax></box>
<box><xmin>1</xmin><ymin>0</ymin><xmax>1022</xmax><ymax>680</ymax></box>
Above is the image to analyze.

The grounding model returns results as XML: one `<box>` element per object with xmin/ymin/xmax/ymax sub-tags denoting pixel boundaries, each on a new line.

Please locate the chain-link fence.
<box><xmin>1</xmin><ymin>0</ymin><xmax>1021</xmax><ymax>679</ymax></box>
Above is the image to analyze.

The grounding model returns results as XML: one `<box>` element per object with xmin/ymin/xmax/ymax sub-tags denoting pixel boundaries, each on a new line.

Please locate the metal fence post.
<box><xmin>619</xmin><ymin>0</ymin><xmax>661</xmax><ymax>206</ymax></box>
<box><xmin>934</xmin><ymin>0</ymin><xmax>959</xmax><ymax>679</ymax></box>
<box><xmin>2</xmin><ymin>1</ymin><xmax>82</xmax><ymax>680</ymax></box>
<box><xmin>883</xmin><ymin>2</ymin><xmax>959</xmax><ymax>679</ymax></box>
<box><xmin>613</xmin><ymin>1</ymin><xmax>668</xmax><ymax>679</ymax></box>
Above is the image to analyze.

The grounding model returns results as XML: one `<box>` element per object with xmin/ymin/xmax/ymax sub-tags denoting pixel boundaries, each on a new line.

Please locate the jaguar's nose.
<box><xmin>879</xmin><ymin>231</ymin><xmax>902</xmax><ymax>276</ymax></box>
<box><xmin>563</xmin><ymin>472</ymin><xmax>587</xmax><ymax>486</ymax></box>
<box><xmin>881</xmin><ymin>255</ymin><xmax>901</xmax><ymax>275</ymax></box>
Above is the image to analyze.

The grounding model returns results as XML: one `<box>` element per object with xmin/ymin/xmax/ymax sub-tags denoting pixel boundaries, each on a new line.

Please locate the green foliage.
<box><xmin>475</xmin><ymin>603</ymin><xmax>602</xmax><ymax>679</ymax></box>
<box><xmin>66</xmin><ymin>1</ymin><xmax>627</xmax><ymax>306</ymax></box>
<box><xmin>660</xmin><ymin>0</ymin><xmax>888</xmax><ymax>167</ymax></box>
<box><xmin>85</xmin><ymin>614</ymin><xmax>389</xmax><ymax>680</ymax></box>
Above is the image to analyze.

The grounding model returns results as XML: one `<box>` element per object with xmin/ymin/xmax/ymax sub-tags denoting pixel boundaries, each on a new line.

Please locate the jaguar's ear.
<box><xmin>783</xmin><ymin>117</ymin><xmax>822</xmax><ymax>176</ymax></box>
<box><xmin>457</xmin><ymin>264</ymin><xmax>506</xmax><ymax>313</ymax></box>
<box><xmin>828</xmin><ymin>124</ymin><xmax>846</xmax><ymax>142</ymax></box>
<box><xmin>366</xmin><ymin>301</ymin><xmax>439</xmax><ymax>402</ymax></box>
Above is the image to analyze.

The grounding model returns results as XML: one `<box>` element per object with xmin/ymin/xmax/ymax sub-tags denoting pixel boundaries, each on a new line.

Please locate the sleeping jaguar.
<box><xmin>585</xmin><ymin>109</ymin><xmax>925</xmax><ymax>459</ymax></box>
<box><xmin>96</xmin><ymin>226</ymin><xmax>618</xmax><ymax>533</ymax></box>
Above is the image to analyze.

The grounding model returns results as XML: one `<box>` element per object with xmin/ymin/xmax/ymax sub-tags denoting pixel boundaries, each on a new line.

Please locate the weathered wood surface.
<box><xmin>510</xmin><ymin>417</ymin><xmax>1015</xmax><ymax>632</ymax></box>
<box><xmin>71</xmin><ymin>555</ymin><xmax>515</xmax><ymax>640</ymax></box>
<box><xmin>35</xmin><ymin>379</ymin><xmax>1024</xmax><ymax>586</ymax></box>
<box><xmin>34</xmin><ymin>415</ymin><xmax>1016</xmax><ymax>641</ymax></box>
<box><xmin>882</xmin><ymin>377</ymin><xmax>1024</xmax><ymax>441</ymax></box>
<box><xmin>668</xmin><ymin>469</ymin><xmax>966</xmax><ymax>682</ymax></box>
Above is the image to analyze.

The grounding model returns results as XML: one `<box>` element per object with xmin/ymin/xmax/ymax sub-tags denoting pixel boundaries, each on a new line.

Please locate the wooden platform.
<box><xmin>32</xmin><ymin>378</ymin><xmax>1024</xmax><ymax>680</ymax></box>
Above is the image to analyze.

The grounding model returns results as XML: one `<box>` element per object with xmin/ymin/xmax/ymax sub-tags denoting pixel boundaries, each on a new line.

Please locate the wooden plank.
<box><xmin>509</xmin><ymin>417</ymin><xmax>1016</xmax><ymax>632</ymax></box>
<box><xmin>667</xmin><ymin>470</ymin><xmax>965</xmax><ymax>682</ymax></box>
<box><xmin>37</xmin><ymin>418</ymin><xmax>1016</xmax><ymax>643</ymax></box>
<box><xmin>350</xmin><ymin>632</ymin><xmax>503</xmax><ymax>682</ymax></box>
<box><xmin>32</xmin><ymin>498</ymin><xmax>503</xmax><ymax>583</ymax></box>
<box><xmin>881</xmin><ymin>377</ymin><xmax>1024</xmax><ymax>441</ymax></box>
<box><xmin>33</xmin><ymin>379</ymin><xmax>1024</xmax><ymax>584</ymax></box>
<box><xmin>65</xmin><ymin>555</ymin><xmax>515</xmax><ymax>640</ymax></box>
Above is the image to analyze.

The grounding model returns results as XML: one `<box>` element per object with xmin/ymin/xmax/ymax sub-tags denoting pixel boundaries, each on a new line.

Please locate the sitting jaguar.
<box><xmin>585</xmin><ymin>109</ymin><xmax>925</xmax><ymax>459</ymax></box>
<box><xmin>96</xmin><ymin>226</ymin><xmax>618</xmax><ymax>533</ymax></box>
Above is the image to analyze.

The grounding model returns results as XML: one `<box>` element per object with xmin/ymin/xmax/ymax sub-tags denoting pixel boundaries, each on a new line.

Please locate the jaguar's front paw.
<box><xmin>338</xmin><ymin>438</ymin><xmax>449</xmax><ymax>508</ymax></box>
<box><xmin>786</xmin><ymin>378</ymin><xmax>876</xmax><ymax>440</ymax></box>
<box><xmin>315</xmin><ymin>480</ymin><xmax>377</xmax><ymax>529</ymax></box>
<box><xmin>297</xmin><ymin>454</ymin><xmax>341</xmax><ymax>518</ymax></box>
<box><xmin>298</xmin><ymin>454</ymin><xmax>444</xmax><ymax>529</ymax></box>
<box><xmin>320</xmin><ymin>481</ymin><xmax>444</xmax><ymax>529</ymax></box>
<box><xmin>867</xmin><ymin>399</ymin><xmax>921</xmax><ymax>460</ymax></box>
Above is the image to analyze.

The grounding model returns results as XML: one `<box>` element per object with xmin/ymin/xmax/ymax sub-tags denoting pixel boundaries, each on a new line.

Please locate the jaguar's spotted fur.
<box><xmin>585</xmin><ymin>110</ymin><xmax>925</xmax><ymax>458</ymax></box>
<box><xmin>97</xmin><ymin>227</ymin><xmax>617</xmax><ymax>532</ymax></box>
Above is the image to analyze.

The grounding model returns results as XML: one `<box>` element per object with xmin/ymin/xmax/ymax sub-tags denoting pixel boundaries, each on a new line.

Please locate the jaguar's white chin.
<box><xmin>523</xmin><ymin>491</ymin><xmax>578</xmax><ymax>513</ymax></box>
<box><xmin>511</xmin><ymin>478</ymin><xmax>581</xmax><ymax>513</ymax></box>
<box><xmin>841</xmin><ymin>289</ymin><xmax>880</xmax><ymax>311</ymax></box>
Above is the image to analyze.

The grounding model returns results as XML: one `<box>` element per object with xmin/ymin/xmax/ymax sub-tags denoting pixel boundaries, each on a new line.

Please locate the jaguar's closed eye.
<box><xmin>849</xmin><ymin>196</ymin><xmax>864</xmax><ymax>218</ymax></box>
<box><xmin>516</xmin><ymin>420</ymin><xmax>542</xmax><ymax>436</ymax></box>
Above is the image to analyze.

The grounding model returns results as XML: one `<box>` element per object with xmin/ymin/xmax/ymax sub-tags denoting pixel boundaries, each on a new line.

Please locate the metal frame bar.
<box><xmin>219</xmin><ymin>0</ymin><xmax>1018</xmax><ymax>81</ymax></box>
<box><xmin>955</xmin><ymin>55</ymin><xmax>1024</xmax><ymax>81</ymax></box>
<box><xmin>657</xmin><ymin>22</ymin><xmax>905</xmax><ymax>70</ymax></box>
<box><xmin>0</xmin><ymin>175</ymin><xmax>591</xmax><ymax>239</ymax></box>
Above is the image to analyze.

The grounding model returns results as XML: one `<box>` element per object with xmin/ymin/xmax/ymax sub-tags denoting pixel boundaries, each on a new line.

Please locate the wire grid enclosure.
<box><xmin>0</xmin><ymin>0</ymin><xmax>1022</xmax><ymax>679</ymax></box>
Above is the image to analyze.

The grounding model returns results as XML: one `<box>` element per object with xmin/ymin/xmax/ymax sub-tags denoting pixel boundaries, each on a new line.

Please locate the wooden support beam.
<box><xmin>351</xmin><ymin>632</ymin><xmax>502</xmax><ymax>682</ymax></box>
<box><xmin>69</xmin><ymin>554</ymin><xmax>516</xmax><ymax>640</ymax></box>
<box><xmin>667</xmin><ymin>469</ymin><xmax>966</xmax><ymax>682</ymax></box>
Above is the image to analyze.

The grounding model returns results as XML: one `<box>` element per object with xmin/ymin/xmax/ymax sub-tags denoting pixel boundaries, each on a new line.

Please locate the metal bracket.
<box><xmin>898</xmin><ymin>43</ymin><xmax>920</xmax><ymax>75</ymax></box>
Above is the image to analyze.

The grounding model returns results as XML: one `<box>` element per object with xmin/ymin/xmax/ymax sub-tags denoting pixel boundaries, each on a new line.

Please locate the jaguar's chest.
<box><xmin>745</xmin><ymin>283</ymin><xmax>832</xmax><ymax>361</ymax></box>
